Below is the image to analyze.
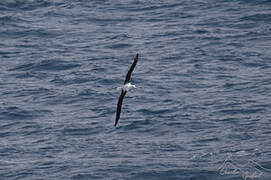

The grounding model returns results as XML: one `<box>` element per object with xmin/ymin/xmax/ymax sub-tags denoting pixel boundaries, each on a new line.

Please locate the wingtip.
<box><xmin>134</xmin><ymin>53</ymin><xmax>139</xmax><ymax>62</ymax></box>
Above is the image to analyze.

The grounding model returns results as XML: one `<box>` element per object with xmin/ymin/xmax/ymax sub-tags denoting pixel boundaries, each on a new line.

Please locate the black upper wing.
<box><xmin>124</xmin><ymin>54</ymin><xmax>139</xmax><ymax>84</ymax></box>
<box><xmin>115</xmin><ymin>90</ymin><xmax>127</xmax><ymax>126</ymax></box>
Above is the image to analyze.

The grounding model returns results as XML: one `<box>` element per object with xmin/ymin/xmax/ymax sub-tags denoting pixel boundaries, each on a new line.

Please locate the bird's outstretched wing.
<box><xmin>115</xmin><ymin>90</ymin><xmax>127</xmax><ymax>126</ymax></box>
<box><xmin>124</xmin><ymin>54</ymin><xmax>139</xmax><ymax>84</ymax></box>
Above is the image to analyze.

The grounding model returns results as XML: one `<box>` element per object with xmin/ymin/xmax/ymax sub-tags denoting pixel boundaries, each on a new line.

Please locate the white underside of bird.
<box><xmin>117</xmin><ymin>82</ymin><xmax>136</xmax><ymax>92</ymax></box>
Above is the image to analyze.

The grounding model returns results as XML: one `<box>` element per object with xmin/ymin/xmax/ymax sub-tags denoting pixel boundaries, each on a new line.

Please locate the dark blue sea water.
<box><xmin>1</xmin><ymin>0</ymin><xmax>271</xmax><ymax>179</ymax></box>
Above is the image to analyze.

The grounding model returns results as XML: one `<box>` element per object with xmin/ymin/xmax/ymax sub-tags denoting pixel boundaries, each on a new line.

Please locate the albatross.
<box><xmin>115</xmin><ymin>54</ymin><xmax>139</xmax><ymax>126</ymax></box>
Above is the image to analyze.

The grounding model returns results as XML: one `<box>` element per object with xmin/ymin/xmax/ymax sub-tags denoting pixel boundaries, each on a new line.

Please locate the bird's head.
<box><xmin>131</xmin><ymin>85</ymin><xmax>136</xmax><ymax>89</ymax></box>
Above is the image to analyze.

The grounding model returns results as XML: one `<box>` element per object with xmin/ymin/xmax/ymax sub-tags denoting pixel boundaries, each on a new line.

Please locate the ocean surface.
<box><xmin>1</xmin><ymin>0</ymin><xmax>271</xmax><ymax>179</ymax></box>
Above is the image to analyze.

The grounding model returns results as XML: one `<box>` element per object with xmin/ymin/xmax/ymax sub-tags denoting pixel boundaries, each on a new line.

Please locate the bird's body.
<box><xmin>114</xmin><ymin>54</ymin><xmax>139</xmax><ymax>126</ymax></box>
<box><xmin>122</xmin><ymin>82</ymin><xmax>136</xmax><ymax>92</ymax></box>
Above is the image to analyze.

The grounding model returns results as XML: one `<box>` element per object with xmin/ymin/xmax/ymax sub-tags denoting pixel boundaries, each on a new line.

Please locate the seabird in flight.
<box><xmin>115</xmin><ymin>53</ymin><xmax>139</xmax><ymax>126</ymax></box>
